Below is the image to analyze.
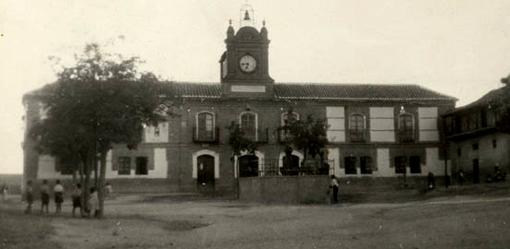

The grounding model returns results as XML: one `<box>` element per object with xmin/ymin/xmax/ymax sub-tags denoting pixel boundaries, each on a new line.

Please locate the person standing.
<box><xmin>87</xmin><ymin>187</ymin><xmax>99</xmax><ymax>218</ymax></box>
<box><xmin>71</xmin><ymin>183</ymin><xmax>82</xmax><ymax>217</ymax></box>
<box><xmin>330</xmin><ymin>175</ymin><xmax>339</xmax><ymax>204</ymax></box>
<box><xmin>53</xmin><ymin>180</ymin><xmax>64</xmax><ymax>214</ymax></box>
<box><xmin>1</xmin><ymin>184</ymin><xmax>9</xmax><ymax>201</ymax></box>
<box><xmin>40</xmin><ymin>180</ymin><xmax>50</xmax><ymax>214</ymax></box>
<box><xmin>24</xmin><ymin>181</ymin><xmax>34</xmax><ymax>214</ymax></box>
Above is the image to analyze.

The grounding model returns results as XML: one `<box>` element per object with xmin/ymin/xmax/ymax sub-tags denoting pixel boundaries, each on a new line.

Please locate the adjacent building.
<box><xmin>443</xmin><ymin>82</ymin><xmax>510</xmax><ymax>184</ymax></box>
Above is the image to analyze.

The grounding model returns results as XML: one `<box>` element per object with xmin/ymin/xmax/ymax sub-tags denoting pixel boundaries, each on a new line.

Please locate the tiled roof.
<box><xmin>273</xmin><ymin>83</ymin><xmax>456</xmax><ymax>101</ymax></box>
<box><xmin>445</xmin><ymin>85</ymin><xmax>508</xmax><ymax>114</ymax></box>
<box><xmin>24</xmin><ymin>81</ymin><xmax>457</xmax><ymax>102</ymax></box>
<box><xmin>167</xmin><ymin>82</ymin><xmax>456</xmax><ymax>101</ymax></box>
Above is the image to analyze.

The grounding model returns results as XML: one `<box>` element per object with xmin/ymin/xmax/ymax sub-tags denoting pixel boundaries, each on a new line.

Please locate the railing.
<box><xmin>398</xmin><ymin>130</ymin><xmax>415</xmax><ymax>143</ymax></box>
<box><xmin>192</xmin><ymin>127</ymin><xmax>220</xmax><ymax>144</ymax></box>
<box><xmin>239</xmin><ymin>158</ymin><xmax>335</xmax><ymax>177</ymax></box>
<box><xmin>349</xmin><ymin>129</ymin><xmax>366</xmax><ymax>143</ymax></box>
<box><xmin>240</xmin><ymin>128</ymin><xmax>269</xmax><ymax>144</ymax></box>
<box><xmin>277</xmin><ymin>128</ymin><xmax>294</xmax><ymax>144</ymax></box>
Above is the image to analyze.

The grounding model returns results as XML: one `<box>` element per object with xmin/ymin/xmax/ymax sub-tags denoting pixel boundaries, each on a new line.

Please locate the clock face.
<box><xmin>239</xmin><ymin>55</ymin><xmax>257</xmax><ymax>73</ymax></box>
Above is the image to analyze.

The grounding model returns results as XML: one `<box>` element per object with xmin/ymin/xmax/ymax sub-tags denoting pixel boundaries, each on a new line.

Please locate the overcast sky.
<box><xmin>1</xmin><ymin>0</ymin><xmax>509</xmax><ymax>174</ymax></box>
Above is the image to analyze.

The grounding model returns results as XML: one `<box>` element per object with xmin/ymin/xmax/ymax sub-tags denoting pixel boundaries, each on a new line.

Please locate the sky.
<box><xmin>1</xmin><ymin>0</ymin><xmax>510</xmax><ymax>174</ymax></box>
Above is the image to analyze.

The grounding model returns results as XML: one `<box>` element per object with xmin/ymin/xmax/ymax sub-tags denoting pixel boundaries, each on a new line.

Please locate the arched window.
<box><xmin>349</xmin><ymin>114</ymin><xmax>366</xmax><ymax>142</ymax></box>
<box><xmin>281</xmin><ymin>111</ymin><xmax>299</xmax><ymax>126</ymax></box>
<box><xmin>240</xmin><ymin>112</ymin><xmax>257</xmax><ymax>141</ymax></box>
<box><xmin>398</xmin><ymin>113</ymin><xmax>414</xmax><ymax>142</ymax></box>
<box><xmin>196</xmin><ymin>112</ymin><xmax>215</xmax><ymax>141</ymax></box>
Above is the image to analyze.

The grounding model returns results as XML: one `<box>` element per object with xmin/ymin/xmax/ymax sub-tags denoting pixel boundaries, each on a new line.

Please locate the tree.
<box><xmin>279</xmin><ymin>110</ymin><xmax>329</xmax><ymax>175</ymax></box>
<box><xmin>492</xmin><ymin>75</ymin><xmax>510</xmax><ymax>133</ymax></box>
<box><xmin>30</xmin><ymin>43</ymin><xmax>168</xmax><ymax>217</ymax></box>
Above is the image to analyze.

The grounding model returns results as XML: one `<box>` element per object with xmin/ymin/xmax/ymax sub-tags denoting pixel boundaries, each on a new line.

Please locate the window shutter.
<box><xmin>367</xmin><ymin>157</ymin><xmax>375</xmax><ymax>171</ymax></box>
<box><xmin>149</xmin><ymin>158</ymin><xmax>154</xmax><ymax>170</ymax></box>
<box><xmin>112</xmin><ymin>157</ymin><xmax>118</xmax><ymax>170</ymax></box>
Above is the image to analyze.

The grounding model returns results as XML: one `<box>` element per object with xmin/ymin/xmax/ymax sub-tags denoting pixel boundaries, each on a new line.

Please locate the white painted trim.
<box><xmin>195</xmin><ymin>111</ymin><xmax>216</xmax><ymax>138</ymax></box>
<box><xmin>280</xmin><ymin>111</ymin><xmax>300</xmax><ymax>126</ymax></box>
<box><xmin>239</xmin><ymin>111</ymin><xmax>258</xmax><ymax>141</ymax></box>
<box><xmin>278</xmin><ymin>151</ymin><xmax>304</xmax><ymax>168</ymax></box>
<box><xmin>192</xmin><ymin>149</ymin><xmax>220</xmax><ymax>179</ymax></box>
<box><xmin>234</xmin><ymin>150</ymin><xmax>264</xmax><ymax>177</ymax></box>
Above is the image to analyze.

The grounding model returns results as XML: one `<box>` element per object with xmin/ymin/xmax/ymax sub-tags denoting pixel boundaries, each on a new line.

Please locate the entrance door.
<box><xmin>239</xmin><ymin>155</ymin><xmax>259</xmax><ymax>177</ymax></box>
<box><xmin>197</xmin><ymin>155</ymin><xmax>215</xmax><ymax>192</ymax></box>
<box><xmin>472</xmin><ymin>159</ymin><xmax>480</xmax><ymax>184</ymax></box>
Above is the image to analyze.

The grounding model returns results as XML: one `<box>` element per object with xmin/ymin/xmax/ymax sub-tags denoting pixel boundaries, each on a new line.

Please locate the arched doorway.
<box><xmin>239</xmin><ymin>155</ymin><xmax>259</xmax><ymax>177</ymax></box>
<box><xmin>197</xmin><ymin>155</ymin><xmax>215</xmax><ymax>192</ymax></box>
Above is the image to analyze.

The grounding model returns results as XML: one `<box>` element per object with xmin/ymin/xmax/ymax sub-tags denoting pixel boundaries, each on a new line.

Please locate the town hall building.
<box><xmin>23</xmin><ymin>6</ymin><xmax>457</xmax><ymax>195</ymax></box>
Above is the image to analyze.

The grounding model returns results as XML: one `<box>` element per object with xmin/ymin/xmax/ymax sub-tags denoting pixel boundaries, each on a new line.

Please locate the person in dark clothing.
<box><xmin>330</xmin><ymin>175</ymin><xmax>339</xmax><ymax>204</ymax></box>
<box><xmin>427</xmin><ymin>172</ymin><xmax>435</xmax><ymax>190</ymax></box>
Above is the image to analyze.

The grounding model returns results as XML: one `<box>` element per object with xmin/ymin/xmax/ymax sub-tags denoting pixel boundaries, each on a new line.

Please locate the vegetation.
<box><xmin>493</xmin><ymin>75</ymin><xmax>510</xmax><ymax>133</ymax></box>
<box><xmin>30</xmin><ymin>43</ymin><xmax>167</xmax><ymax>217</ymax></box>
<box><xmin>279</xmin><ymin>109</ymin><xmax>329</xmax><ymax>175</ymax></box>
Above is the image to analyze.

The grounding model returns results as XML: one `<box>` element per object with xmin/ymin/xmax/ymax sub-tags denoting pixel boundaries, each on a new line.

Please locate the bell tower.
<box><xmin>219</xmin><ymin>4</ymin><xmax>274</xmax><ymax>98</ymax></box>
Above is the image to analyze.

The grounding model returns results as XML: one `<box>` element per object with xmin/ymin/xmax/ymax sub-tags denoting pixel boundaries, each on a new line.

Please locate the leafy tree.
<box><xmin>492</xmin><ymin>75</ymin><xmax>510</xmax><ymax>133</ymax></box>
<box><xmin>279</xmin><ymin>110</ymin><xmax>329</xmax><ymax>175</ymax></box>
<box><xmin>30</xmin><ymin>43</ymin><xmax>167</xmax><ymax>217</ymax></box>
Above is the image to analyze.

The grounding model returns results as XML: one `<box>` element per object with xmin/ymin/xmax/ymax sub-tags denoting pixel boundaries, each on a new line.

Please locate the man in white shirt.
<box><xmin>330</xmin><ymin>175</ymin><xmax>339</xmax><ymax>204</ymax></box>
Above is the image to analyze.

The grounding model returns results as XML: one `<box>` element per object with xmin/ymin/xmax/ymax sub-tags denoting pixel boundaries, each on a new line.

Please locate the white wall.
<box><xmin>418</xmin><ymin>107</ymin><xmax>439</xmax><ymax>142</ymax></box>
<box><xmin>326</xmin><ymin>106</ymin><xmax>345</xmax><ymax>142</ymax></box>
<box><xmin>36</xmin><ymin>155</ymin><xmax>73</xmax><ymax>179</ymax></box>
<box><xmin>376</xmin><ymin>148</ymin><xmax>392</xmax><ymax>177</ymax></box>
<box><xmin>105</xmin><ymin>148</ymin><xmax>168</xmax><ymax>179</ymax></box>
<box><xmin>370</xmin><ymin>107</ymin><xmax>395</xmax><ymax>142</ymax></box>
<box><xmin>327</xmin><ymin>148</ymin><xmax>341</xmax><ymax>177</ymax></box>
<box><xmin>143</xmin><ymin>122</ymin><xmax>169</xmax><ymax>143</ymax></box>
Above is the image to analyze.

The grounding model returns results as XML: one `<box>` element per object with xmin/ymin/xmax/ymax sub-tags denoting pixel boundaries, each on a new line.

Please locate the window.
<box><xmin>240</xmin><ymin>112</ymin><xmax>257</xmax><ymax>141</ymax></box>
<box><xmin>281</xmin><ymin>111</ymin><xmax>299</xmax><ymax>126</ymax></box>
<box><xmin>344</xmin><ymin>157</ymin><xmax>357</xmax><ymax>175</ymax></box>
<box><xmin>349</xmin><ymin>114</ymin><xmax>366</xmax><ymax>142</ymax></box>
<box><xmin>154</xmin><ymin>126</ymin><xmax>160</xmax><ymax>136</ymax></box>
<box><xmin>409</xmin><ymin>156</ymin><xmax>421</xmax><ymax>174</ymax></box>
<box><xmin>492</xmin><ymin>139</ymin><xmax>497</xmax><ymax>148</ymax></box>
<box><xmin>135</xmin><ymin>157</ymin><xmax>148</xmax><ymax>175</ymax></box>
<box><xmin>280</xmin><ymin>111</ymin><xmax>299</xmax><ymax>142</ymax></box>
<box><xmin>398</xmin><ymin>114</ymin><xmax>414</xmax><ymax>142</ymax></box>
<box><xmin>197</xmin><ymin>112</ymin><xmax>215</xmax><ymax>141</ymax></box>
<box><xmin>472</xmin><ymin>143</ymin><xmax>479</xmax><ymax>151</ymax></box>
<box><xmin>118</xmin><ymin>157</ymin><xmax>131</xmax><ymax>175</ymax></box>
<box><xmin>394</xmin><ymin>156</ymin><xmax>407</xmax><ymax>174</ymax></box>
<box><xmin>360</xmin><ymin>156</ymin><xmax>372</xmax><ymax>174</ymax></box>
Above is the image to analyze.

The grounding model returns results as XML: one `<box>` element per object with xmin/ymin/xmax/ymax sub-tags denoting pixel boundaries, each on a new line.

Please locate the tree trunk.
<box><xmin>96</xmin><ymin>151</ymin><xmax>107</xmax><ymax>218</ymax></box>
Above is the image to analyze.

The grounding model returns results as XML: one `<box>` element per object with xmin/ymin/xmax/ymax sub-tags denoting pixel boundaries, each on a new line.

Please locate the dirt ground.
<box><xmin>1</xmin><ymin>193</ymin><xmax>510</xmax><ymax>249</ymax></box>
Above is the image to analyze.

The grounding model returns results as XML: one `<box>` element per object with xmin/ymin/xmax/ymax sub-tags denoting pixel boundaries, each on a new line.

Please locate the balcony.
<box><xmin>398</xmin><ymin>130</ymin><xmax>415</xmax><ymax>143</ymax></box>
<box><xmin>241</xmin><ymin>128</ymin><xmax>269</xmax><ymax>144</ymax></box>
<box><xmin>192</xmin><ymin>127</ymin><xmax>220</xmax><ymax>144</ymax></box>
<box><xmin>348</xmin><ymin>129</ymin><xmax>366</xmax><ymax>143</ymax></box>
<box><xmin>277</xmin><ymin>128</ymin><xmax>294</xmax><ymax>144</ymax></box>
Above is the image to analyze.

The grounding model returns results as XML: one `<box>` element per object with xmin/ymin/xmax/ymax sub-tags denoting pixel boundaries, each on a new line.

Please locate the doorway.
<box><xmin>239</xmin><ymin>155</ymin><xmax>259</xmax><ymax>177</ymax></box>
<box><xmin>197</xmin><ymin>155</ymin><xmax>215</xmax><ymax>192</ymax></box>
<box><xmin>472</xmin><ymin>159</ymin><xmax>480</xmax><ymax>184</ymax></box>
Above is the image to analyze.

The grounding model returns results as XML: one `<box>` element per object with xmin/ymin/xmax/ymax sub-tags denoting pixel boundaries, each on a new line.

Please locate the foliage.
<box><xmin>226</xmin><ymin>121</ymin><xmax>257</xmax><ymax>156</ymax></box>
<box><xmin>279</xmin><ymin>110</ymin><xmax>328</xmax><ymax>159</ymax></box>
<box><xmin>492</xmin><ymin>76</ymin><xmax>510</xmax><ymax>133</ymax></box>
<box><xmin>30</xmin><ymin>43</ymin><xmax>167</xmax><ymax>217</ymax></box>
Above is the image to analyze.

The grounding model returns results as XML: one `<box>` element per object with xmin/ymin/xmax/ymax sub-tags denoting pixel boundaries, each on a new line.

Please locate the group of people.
<box><xmin>24</xmin><ymin>180</ymin><xmax>112</xmax><ymax>217</ymax></box>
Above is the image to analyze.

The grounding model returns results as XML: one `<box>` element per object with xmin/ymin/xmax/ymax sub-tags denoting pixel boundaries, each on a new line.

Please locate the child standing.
<box><xmin>40</xmin><ymin>180</ymin><xmax>50</xmax><ymax>214</ymax></box>
<box><xmin>87</xmin><ymin>187</ymin><xmax>99</xmax><ymax>218</ymax></box>
<box><xmin>24</xmin><ymin>181</ymin><xmax>34</xmax><ymax>214</ymax></box>
<box><xmin>71</xmin><ymin>183</ymin><xmax>82</xmax><ymax>217</ymax></box>
<box><xmin>329</xmin><ymin>175</ymin><xmax>339</xmax><ymax>204</ymax></box>
<box><xmin>53</xmin><ymin>180</ymin><xmax>64</xmax><ymax>214</ymax></box>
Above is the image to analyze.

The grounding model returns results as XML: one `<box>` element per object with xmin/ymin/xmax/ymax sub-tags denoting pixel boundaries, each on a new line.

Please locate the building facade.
<box><xmin>23</xmin><ymin>9</ymin><xmax>457</xmax><ymax>194</ymax></box>
<box><xmin>443</xmin><ymin>83</ymin><xmax>510</xmax><ymax>184</ymax></box>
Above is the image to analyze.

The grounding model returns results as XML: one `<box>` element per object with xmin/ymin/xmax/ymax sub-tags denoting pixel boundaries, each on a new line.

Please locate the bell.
<box><xmin>244</xmin><ymin>10</ymin><xmax>250</xmax><ymax>21</ymax></box>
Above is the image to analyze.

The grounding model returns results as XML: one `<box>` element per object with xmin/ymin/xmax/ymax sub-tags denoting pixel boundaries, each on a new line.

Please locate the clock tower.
<box><xmin>220</xmin><ymin>5</ymin><xmax>274</xmax><ymax>98</ymax></box>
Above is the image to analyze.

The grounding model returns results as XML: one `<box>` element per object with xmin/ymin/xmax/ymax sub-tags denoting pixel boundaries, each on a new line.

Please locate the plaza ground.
<box><xmin>1</xmin><ymin>186</ymin><xmax>510</xmax><ymax>249</ymax></box>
